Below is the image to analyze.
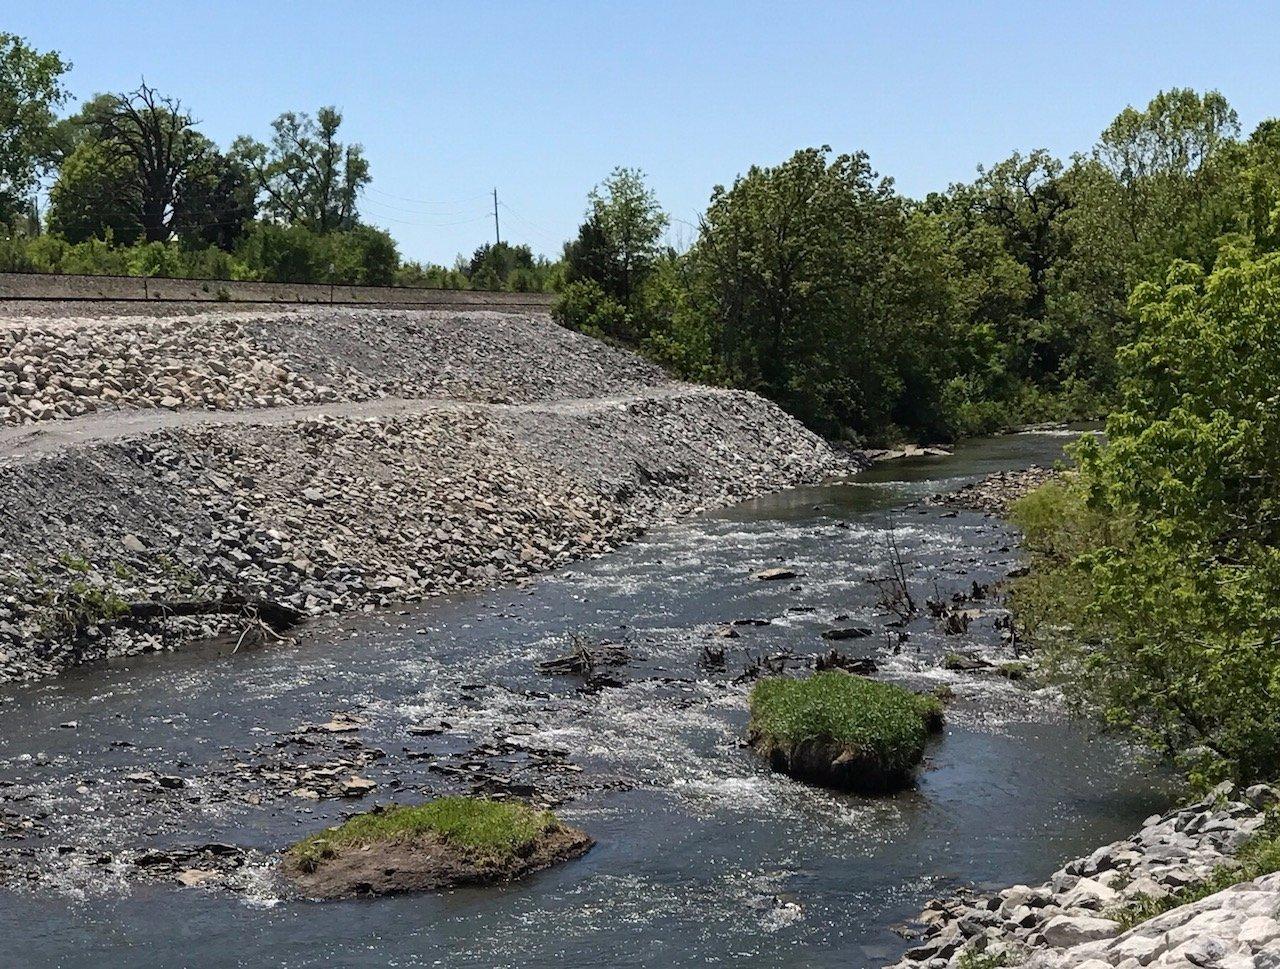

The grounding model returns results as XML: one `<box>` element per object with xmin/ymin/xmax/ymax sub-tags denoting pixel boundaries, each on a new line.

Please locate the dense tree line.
<box><xmin>0</xmin><ymin>33</ymin><xmax>558</xmax><ymax>291</ymax></box>
<box><xmin>557</xmin><ymin>90</ymin><xmax>1279</xmax><ymax>444</ymax></box>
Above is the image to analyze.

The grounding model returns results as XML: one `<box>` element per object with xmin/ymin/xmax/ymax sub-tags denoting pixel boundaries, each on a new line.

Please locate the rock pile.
<box><xmin>0</xmin><ymin>307</ymin><xmax>667</xmax><ymax>426</ymax></box>
<box><xmin>0</xmin><ymin>308</ymin><xmax>844</xmax><ymax>682</ymax></box>
<box><xmin>888</xmin><ymin>782</ymin><xmax>1279</xmax><ymax>968</ymax></box>
<box><xmin>932</xmin><ymin>466</ymin><xmax>1059</xmax><ymax>516</ymax></box>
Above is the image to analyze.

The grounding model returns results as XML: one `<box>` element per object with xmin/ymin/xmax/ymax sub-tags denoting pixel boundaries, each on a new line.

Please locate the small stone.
<box><xmin>754</xmin><ymin>567</ymin><xmax>797</xmax><ymax>581</ymax></box>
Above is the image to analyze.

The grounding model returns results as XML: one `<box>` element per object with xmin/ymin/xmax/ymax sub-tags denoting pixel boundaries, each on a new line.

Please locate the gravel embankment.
<box><xmin>888</xmin><ymin>782</ymin><xmax>1279</xmax><ymax>967</ymax></box>
<box><xmin>0</xmin><ymin>307</ymin><xmax>845</xmax><ymax>682</ymax></box>
<box><xmin>0</xmin><ymin>307</ymin><xmax>667</xmax><ymax>425</ymax></box>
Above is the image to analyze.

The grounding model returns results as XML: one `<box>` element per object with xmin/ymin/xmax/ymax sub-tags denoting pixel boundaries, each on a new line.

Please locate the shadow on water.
<box><xmin>0</xmin><ymin>427</ymin><xmax>1170</xmax><ymax>969</ymax></box>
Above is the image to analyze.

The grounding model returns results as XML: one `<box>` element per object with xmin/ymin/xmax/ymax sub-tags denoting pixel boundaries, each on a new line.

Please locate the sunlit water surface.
<box><xmin>0</xmin><ymin>429</ymin><xmax>1170</xmax><ymax>968</ymax></box>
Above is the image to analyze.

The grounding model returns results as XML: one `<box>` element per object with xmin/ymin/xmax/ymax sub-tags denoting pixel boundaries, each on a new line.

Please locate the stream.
<box><xmin>0</xmin><ymin>429</ymin><xmax>1172</xmax><ymax>968</ymax></box>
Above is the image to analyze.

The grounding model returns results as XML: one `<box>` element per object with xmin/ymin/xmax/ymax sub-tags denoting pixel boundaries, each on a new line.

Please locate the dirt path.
<box><xmin>0</xmin><ymin>382</ymin><xmax>722</xmax><ymax>464</ymax></box>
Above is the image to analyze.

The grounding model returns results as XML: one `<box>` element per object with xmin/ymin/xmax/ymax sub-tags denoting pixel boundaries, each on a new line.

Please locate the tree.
<box><xmin>46</xmin><ymin>137</ymin><xmax>139</xmax><ymax>243</ymax></box>
<box><xmin>177</xmin><ymin>147</ymin><xmax>258</xmax><ymax>249</ymax></box>
<box><xmin>465</xmin><ymin>241</ymin><xmax>535</xmax><ymax>289</ymax></box>
<box><xmin>47</xmin><ymin>86</ymin><xmax>256</xmax><ymax>249</ymax></box>
<box><xmin>87</xmin><ymin>82</ymin><xmax>213</xmax><ymax>243</ymax></box>
<box><xmin>0</xmin><ymin>33</ymin><xmax>70</xmax><ymax>227</ymax></box>
<box><xmin>565</xmin><ymin>167</ymin><xmax>668</xmax><ymax>309</ymax></box>
<box><xmin>1016</xmin><ymin>248</ymin><xmax>1280</xmax><ymax>787</ymax></box>
<box><xmin>963</xmin><ymin>151</ymin><xmax>1071</xmax><ymax>321</ymax></box>
<box><xmin>236</xmin><ymin>107</ymin><xmax>369</xmax><ymax>232</ymax></box>
<box><xmin>685</xmin><ymin>147</ymin><xmax>949</xmax><ymax>437</ymax></box>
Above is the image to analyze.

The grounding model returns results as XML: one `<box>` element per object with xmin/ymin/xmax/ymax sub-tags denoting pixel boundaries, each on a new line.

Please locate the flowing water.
<box><xmin>0</xmin><ymin>430</ymin><xmax>1171</xmax><ymax>968</ymax></box>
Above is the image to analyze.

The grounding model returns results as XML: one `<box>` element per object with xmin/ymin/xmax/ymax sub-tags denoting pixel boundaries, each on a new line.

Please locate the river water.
<box><xmin>0</xmin><ymin>430</ymin><xmax>1170</xmax><ymax>968</ymax></box>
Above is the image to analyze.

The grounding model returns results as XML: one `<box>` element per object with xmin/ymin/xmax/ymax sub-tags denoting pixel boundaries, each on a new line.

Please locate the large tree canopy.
<box><xmin>0</xmin><ymin>33</ymin><xmax>69</xmax><ymax>226</ymax></box>
<box><xmin>47</xmin><ymin>84</ymin><xmax>256</xmax><ymax>247</ymax></box>
<box><xmin>235</xmin><ymin>107</ymin><xmax>370</xmax><ymax>232</ymax></box>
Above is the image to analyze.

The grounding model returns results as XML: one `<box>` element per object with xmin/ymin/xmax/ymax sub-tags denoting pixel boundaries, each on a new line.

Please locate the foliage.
<box><xmin>463</xmin><ymin>241</ymin><xmax>558</xmax><ymax>291</ymax></box>
<box><xmin>956</xmin><ymin>951</ymin><xmax>1010</xmax><ymax>969</ymax></box>
<box><xmin>46</xmin><ymin>84</ymin><xmax>257</xmax><ymax>248</ymax></box>
<box><xmin>236</xmin><ymin>222</ymin><xmax>398</xmax><ymax>285</ymax></box>
<box><xmin>553</xmin><ymin>279</ymin><xmax>628</xmax><ymax>338</ymax></box>
<box><xmin>287</xmin><ymin>797</ymin><xmax>560</xmax><ymax>872</ymax></box>
<box><xmin>748</xmin><ymin>672</ymin><xmax>941</xmax><ymax>775</ymax></box>
<box><xmin>234</xmin><ymin>106</ymin><xmax>369</xmax><ymax>233</ymax></box>
<box><xmin>564</xmin><ymin>166</ymin><xmax>668</xmax><ymax>311</ymax></box>
<box><xmin>0</xmin><ymin>33</ymin><xmax>69</xmax><ymax>225</ymax></box>
<box><xmin>1112</xmin><ymin>812</ymin><xmax>1280</xmax><ymax>929</ymax></box>
<box><xmin>1013</xmin><ymin>250</ymin><xmax>1280</xmax><ymax>787</ymax></box>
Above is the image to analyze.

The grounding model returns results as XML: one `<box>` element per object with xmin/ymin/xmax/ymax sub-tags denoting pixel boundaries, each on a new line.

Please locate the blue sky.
<box><xmin>17</xmin><ymin>2</ymin><xmax>1280</xmax><ymax>264</ymax></box>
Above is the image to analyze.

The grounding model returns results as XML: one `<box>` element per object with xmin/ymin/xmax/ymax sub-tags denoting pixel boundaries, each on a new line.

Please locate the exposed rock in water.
<box><xmin>280</xmin><ymin>801</ymin><xmax>595</xmax><ymax>900</ymax></box>
<box><xmin>754</xmin><ymin>567</ymin><xmax>798</xmax><ymax>581</ymax></box>
<box><xmin>820</xmin><ymin>626</ymin><xmax>874</xmax><ymax>641</ymax></box>
<box><xmin>931</xmin><ymin>465</ymin><xmax>1060</xmax><ymax>516</ymax></box>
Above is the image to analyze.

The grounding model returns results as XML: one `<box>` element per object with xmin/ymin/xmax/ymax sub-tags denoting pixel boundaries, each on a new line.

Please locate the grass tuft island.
<box><xmin>748</xmin><ymin>671</ymin><xmax>943</xmax><ymax>792</ymax></box>
<box><xmin>282</xmin><ymin>796</ymin><xmax>594</xmax><ymax>899</ymax></box>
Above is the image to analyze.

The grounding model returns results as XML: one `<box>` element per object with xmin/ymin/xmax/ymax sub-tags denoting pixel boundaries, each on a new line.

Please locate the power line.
<box><xmin>364</xmin><ymin>186</ymin><xmax>494</xmax><ymax>207</ymax></box>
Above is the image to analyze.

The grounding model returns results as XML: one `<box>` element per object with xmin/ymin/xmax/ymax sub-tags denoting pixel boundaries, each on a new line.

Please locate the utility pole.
<box><xmin>492</xmin><ymin>188</ymin><xmax>501</xmax><ymax>247</ymax></box>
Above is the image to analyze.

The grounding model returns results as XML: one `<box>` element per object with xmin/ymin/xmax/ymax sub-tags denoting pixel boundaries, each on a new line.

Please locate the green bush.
<box><xmin>553</xmin><ymin>279</ymin><xmax>630</xmax><ymax>340</ymax></box>
<box><xmin>1013</xmin><ymin>251</ymin><xmax>1280</xmax><ymax>788</ymax></box>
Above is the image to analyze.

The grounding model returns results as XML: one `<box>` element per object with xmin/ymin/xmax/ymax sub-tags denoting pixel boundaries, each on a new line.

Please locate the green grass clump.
<box><xmin>956</xmin><ymin>950</ymin><xmax>1009</xmax><ymax>969</ymax></box>
<box><xmin>1112</xmin><ymin>812</ymin><xmax>1280</xmax><ymax>930</ymax></box>
<box><xmin>749</xmin><ymin>672</ymin><xmax>940</xmax><ymax>776</ymax></box>
<box><xmin>288</xmin><ymin>797</ymin><xmax>560</xmax><ymax>873</ymax></box>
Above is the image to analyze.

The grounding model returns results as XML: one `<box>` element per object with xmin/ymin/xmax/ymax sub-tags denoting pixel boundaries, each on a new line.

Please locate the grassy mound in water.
<box><xmin>748</xmin><ymin>672</ymin><xmax>943</xmax><ymax>792</ymax></box>
<box><xmin>284</xmin><ymin>797</ymin><xmax>593</xmax><ymax>898</ymax></box>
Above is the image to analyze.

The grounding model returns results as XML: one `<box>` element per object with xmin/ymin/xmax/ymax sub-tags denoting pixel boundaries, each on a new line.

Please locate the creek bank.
<box><xmin>0</xmin><ymin>307</ymin><xmax>847</xmax><ymax>683</ymax></box>
<box><xmin>929</xmin><ymin>466</ymin><xmax>1059</xmax><ymax>516</ymax></box>
<box><xmin>887</xmin><ymin>783</ymin><xmax>1279</xmax><ymax>968</ymax></box>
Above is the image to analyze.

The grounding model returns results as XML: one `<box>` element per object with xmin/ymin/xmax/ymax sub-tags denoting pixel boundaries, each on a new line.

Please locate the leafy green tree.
<box><xmin>47</xmin><ymin>86</ymin><xmax>256</xmax><ymax>249</ymax></box>
<box><xmin>1230</xmin><ymin>119</ymin><xmax>1280</xmax><ymax>253</ymax></box>
<box><xmin>564</xmin><ymin>167</ymin><xmax>668</xmax><ymax>310</ymax></box>
<box><xmin>1016</xmin><ymin>248</ymin><xmax>1280</xmax><ymax>787</ymax></box>
<box><xmin>86</xmin><ymin>82</ymin><xmax>215</xmax><ymax>243</ymax></box>
<box><xmin>684</xmin><ymin>146</ymin><xmax>947</xmax><ymax>437</ymax></box>
<box><xmin>46</xmin><ymin>138</ymin><xmax>139</xmax><ymax>243</ymax></box>
<box><xmin>235</xmin><ymin>107</ymin><xmax>370</xmax><ymax>232</ymax></box>
<box><xmin>0</xmin><ymin>33</ymin><xmax>70</xmax><ymax>226</ymax></box>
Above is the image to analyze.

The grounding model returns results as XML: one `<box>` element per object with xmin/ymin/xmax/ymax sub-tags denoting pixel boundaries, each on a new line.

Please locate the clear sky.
<box><xmin>16</xmin><ymin>2</ymin><xmax>1280</xmax><ymax>264</ymax></box>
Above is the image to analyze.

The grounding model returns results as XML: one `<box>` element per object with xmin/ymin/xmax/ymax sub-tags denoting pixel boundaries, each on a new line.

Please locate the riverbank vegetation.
<box><xmin>748</xmin><ymin>672</ymin><xmax>943</xmax><ymax>792</ymax></box>
<box><xmin>1012</xmin><ymin>248</ymin><xmax>1280</xmax><ymax>789</ymax></box>
<box><xmin>557</xmin><ymin>90</ymin><xmax>1280</xmax><ymax>444</ymax></box>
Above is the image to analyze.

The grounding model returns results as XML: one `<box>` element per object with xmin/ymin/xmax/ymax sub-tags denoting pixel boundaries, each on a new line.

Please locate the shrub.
<box><xmin>553</xmin><ymin>279</ymin><xmax>630</xmax><ymax>340</ymax></box>
<box><xmin>1012</xmin><ymin>252</ymin><xmax>1280</xmax><ymax>788</ymax></box>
